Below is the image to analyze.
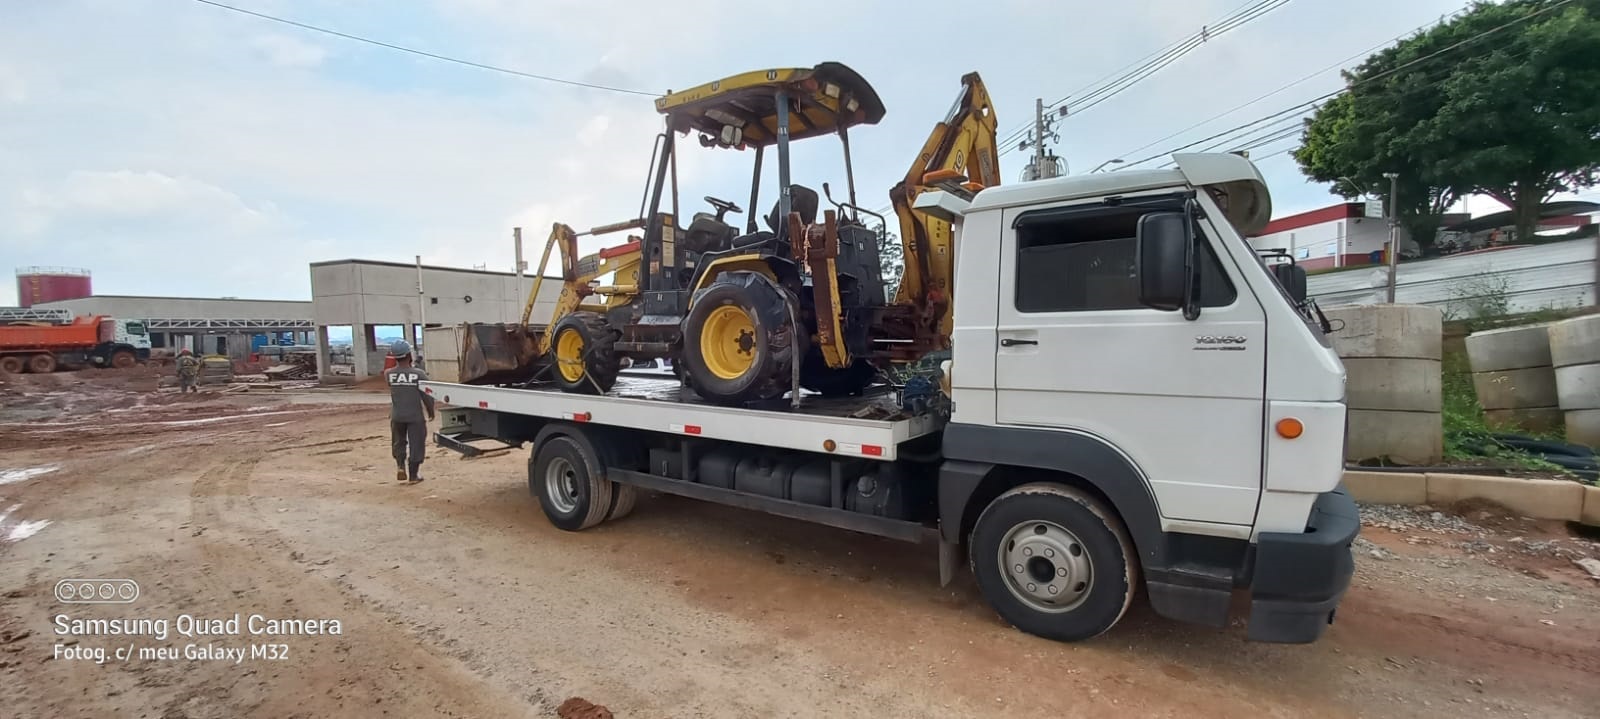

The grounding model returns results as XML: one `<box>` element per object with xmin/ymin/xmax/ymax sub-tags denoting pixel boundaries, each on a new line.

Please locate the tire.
<box><xmin>529</xmin><ymin>436</ymin><xmax>614</xmax><ymax>531</ymax></box>
<box><xmin>111</xmin><ymin>351</ymin><xmax>137</xmax><ymax>369</ymax></box>
<box><xmin>27</xmin><ymin>354</ymin><xmax>57</xmax><ymax>374</ymax></box>
<box><xmin>549</xmin><ymin>311</ymin><xmax>621</xmax><ymax>395</ymax></box>
<box><xmin>681</xmin><ymin>271</ymin><xmax>800</xmax><ymax>405</ymax></box>
<box><xmin>607</xmin><ymin>483</ymin><xmax>639</xmax><ymax>520</ymax></box>
<box><xmin>969</xmin><ymin>482</ymin><xmax>1139</xmax><ymax>643</ymax></box>
<box><xmin>800</xmin><ymin>347</ymin><xmax>876</xmax><ymax>397</ymax></box>
<box><xmin>0</xmin><ymin>356</ymin><xmax>22</xmax><ymax>374</ymax></box>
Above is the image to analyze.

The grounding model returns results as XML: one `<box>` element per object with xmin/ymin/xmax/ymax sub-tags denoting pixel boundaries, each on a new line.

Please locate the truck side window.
<box><xmin>1015</xmin><ymin>206</ymin><xmax>1236</xmax><ymax>313</ymax></box>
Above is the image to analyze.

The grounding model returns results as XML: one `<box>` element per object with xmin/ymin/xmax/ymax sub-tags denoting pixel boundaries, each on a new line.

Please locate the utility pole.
<box><xmin>1033</xmin><ymin>98</ymin><xmax>1047</xmax><ymax>181</ymax></box>
<box><xmin>513</xmin><ymin>227</ymin><xmax>524</xmax><ymax>324</ymax></box>
<box><xmin>1384</xmin><ymin>172</ymin><xmax>1400</xmax><ymax>304</ymax></box>
<box><xmin>415</xmin><ymin>254</ymin><xmax>427</xmax><ymax>358</ymax></box>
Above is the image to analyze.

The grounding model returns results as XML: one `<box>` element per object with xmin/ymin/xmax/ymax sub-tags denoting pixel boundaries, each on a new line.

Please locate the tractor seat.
<box><xmin>764</xmin><ymin>184</ymin><xmax>819</xmax><ymax>239</ymax></box>
<box><xmin>684</xmin><ymin>212</ymin><xmax>738</xmax><ymax>254</ymax></box>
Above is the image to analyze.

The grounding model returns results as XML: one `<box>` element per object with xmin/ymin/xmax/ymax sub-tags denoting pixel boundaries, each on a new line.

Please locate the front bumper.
<box><xmin>1246</xmin><ymin>486</ymin><xmax>1359</xmax><ymax>643</ymax></box>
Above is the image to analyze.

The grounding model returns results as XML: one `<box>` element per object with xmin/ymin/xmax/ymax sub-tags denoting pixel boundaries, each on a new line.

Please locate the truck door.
<box><xmin>993</xmin><ymin>197</ymin><xmax>1267</xmax><ymax>527</ymax></box>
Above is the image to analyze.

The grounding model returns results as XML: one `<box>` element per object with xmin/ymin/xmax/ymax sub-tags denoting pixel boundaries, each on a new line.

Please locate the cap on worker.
<box><xmin>389</xmin><ymin>340</ymin><xmax>412</xmax><ymax>357</ymax></box>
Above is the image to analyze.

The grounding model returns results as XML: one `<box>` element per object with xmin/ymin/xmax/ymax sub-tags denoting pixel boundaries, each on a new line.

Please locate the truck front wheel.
<box><xmin>969</xmin><ymin>482</ymin><xmax>1139</xmax><ymax>642</ymax></box>
<box><xmin>530</xmin><ymin>436</ymin><xmax>614</xmax><ymax>531</ymax></box>
<box><xmin>111</xmin><ymin>350</ymin><xmax>137</xmax><ymax>369</ymax></box>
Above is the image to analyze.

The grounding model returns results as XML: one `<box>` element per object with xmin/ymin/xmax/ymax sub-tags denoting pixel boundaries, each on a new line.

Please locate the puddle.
<box><xmin>0</xmin><ymin>465</ymin><xmax>61</xmax><ymax>486</ymax></box>
<box><xmin>0</xmin><ymin>502</ymin><xmax>52</xmax><ymax>543</ymax></box>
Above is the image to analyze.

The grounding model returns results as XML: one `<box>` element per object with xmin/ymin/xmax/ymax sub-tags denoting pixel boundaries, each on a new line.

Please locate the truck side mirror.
<box><xmin>1136</xmin><ymin>211</ymin><xmax>1190</xmax><ymax>312</ymax></box>
<box><xmin>1272</xmin><ymin>263</ymin><xmax>1308</xmax><ymax>304</ymax></box>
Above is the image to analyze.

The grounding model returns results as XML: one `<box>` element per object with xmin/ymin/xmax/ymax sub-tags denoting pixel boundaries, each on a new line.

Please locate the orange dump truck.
<box><xmin>0</xmin><ymin>314</ymin><xmax>151</xmax><ymax>374</ymax></box>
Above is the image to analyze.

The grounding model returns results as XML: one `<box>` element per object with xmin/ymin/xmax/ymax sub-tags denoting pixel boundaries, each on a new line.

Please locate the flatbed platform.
<box><xmin>420</xmin><ymin>377</ymin><xmax>943</xmax><ymax>461</ymax></box>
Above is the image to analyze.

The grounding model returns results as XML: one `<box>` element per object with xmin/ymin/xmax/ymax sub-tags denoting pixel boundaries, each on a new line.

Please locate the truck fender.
<box><xmin>937</xmin><ymin>423</ymin><xmax>1167</xmax><ymax>568</ymax></box>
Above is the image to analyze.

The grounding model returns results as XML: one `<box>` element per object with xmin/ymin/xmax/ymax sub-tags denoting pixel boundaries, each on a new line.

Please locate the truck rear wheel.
<box><xmin>0</xmin><ymin>356</ymin><xmax>22</xmax><ymax>374</ymax></box>
<box><xmin>27</xmin><ymin>354</ymin><xmax>56</xmax><ymax>374</ymax></box>
<box><xmin>682</xmin><ymin>271</ymin><xmax>799</xmax><ymax>405</ymax></box>
<box><xmin>530</xmin><ymin>435</ymin><xmax>614</xmax><ymax>531</ymax></box>
<box><xmin>969</xmin><ymin>482</ymin><xmax>1138</xmax><ymax>642</ymax></box>
<box><xmin>549</xmin><ymin>312</ymin><xmax>621</xmax><ymax>395</ymax></box>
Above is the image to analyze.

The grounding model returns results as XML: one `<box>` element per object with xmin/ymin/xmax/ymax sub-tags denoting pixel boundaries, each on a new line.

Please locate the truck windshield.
<box><xmin>125</xmin><ymin>322</ymin><xmax>147</xmax><ymax>335</ymax></box>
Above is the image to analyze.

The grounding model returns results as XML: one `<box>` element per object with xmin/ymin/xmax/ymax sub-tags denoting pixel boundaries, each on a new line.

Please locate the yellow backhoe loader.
<box><xmin>457</xmin><ymin>62</ymin><xmax>1000</xmax><ymax>407</ymax></box>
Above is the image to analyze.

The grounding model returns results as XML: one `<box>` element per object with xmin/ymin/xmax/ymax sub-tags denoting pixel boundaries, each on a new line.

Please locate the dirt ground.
<box><xmin>1</xmin><ymin>370</ymin><xmax>1598</xmax><ymax>718</ymax></box>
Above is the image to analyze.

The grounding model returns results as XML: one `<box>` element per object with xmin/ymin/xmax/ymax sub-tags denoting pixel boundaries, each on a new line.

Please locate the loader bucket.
<box><xmin>457</xmin><ymin>323</ymin><xmax>548</xmax><ymax>385</ymax></box>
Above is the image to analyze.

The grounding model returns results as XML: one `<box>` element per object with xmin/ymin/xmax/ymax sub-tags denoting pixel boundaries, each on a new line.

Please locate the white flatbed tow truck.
<box><xmin>424</xmin><ymin>153</ymin><xmax>1359</xmax><ymax>644</ymax></box>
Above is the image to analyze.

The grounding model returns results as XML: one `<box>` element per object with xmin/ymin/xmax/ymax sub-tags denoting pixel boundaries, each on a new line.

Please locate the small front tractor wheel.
<box><xmin>549</xmin><ymin>312</ymin><xmax>621</xmax><ymax>395</ymax></box>
<box><xmin>682</xmin><ymin>271</ymin><xmax>801</xmax><ymax>405</ymax></box>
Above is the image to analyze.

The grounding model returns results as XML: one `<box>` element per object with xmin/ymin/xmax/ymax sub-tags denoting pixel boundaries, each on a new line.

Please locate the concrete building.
<box><xmin>309</xmin><ymin>259</ymin><xmax>562</xmax><ymax>381</ymax></box>
<box><xmin>1248</xmin><ymin>201</ymin><xmax>1416</xmax><ymax>270</ymax></box>
<box><xmin>33</xmin><ymin>295</ymin><xmax>314</xmax><ymax>359</ymax></box>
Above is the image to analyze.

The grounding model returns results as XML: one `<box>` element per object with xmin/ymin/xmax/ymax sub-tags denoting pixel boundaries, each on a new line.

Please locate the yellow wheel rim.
<box><xmin>700</xmin><ymin>305</ymin><xmax>757</xmax><ymax>380</ymax></box>
<box><xmin>555</xmin><ymin>327</ymin><xmax>585</xmax><ymax>383</ymax></box>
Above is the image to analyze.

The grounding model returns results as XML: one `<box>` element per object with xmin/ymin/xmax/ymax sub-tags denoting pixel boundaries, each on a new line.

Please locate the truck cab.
<box><xmin>922</xmin><ymin>152</ymin><xmax>1354</xmax><ymax>642</ymax></box>
<box><xmin>112</xmin><ymin>320</ymin><xmax>152</xmax><ymax>361</ymax></box>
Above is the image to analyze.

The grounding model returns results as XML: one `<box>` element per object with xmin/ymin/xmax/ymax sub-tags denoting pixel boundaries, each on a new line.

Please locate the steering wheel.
<box><xmin>704</xmin><ymin>196</ymin><xmax>743</xmax><ymax>222</ymax></box>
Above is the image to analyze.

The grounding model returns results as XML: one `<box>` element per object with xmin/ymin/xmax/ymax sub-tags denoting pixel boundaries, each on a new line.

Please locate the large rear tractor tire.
<box><xmin>27</xmin><ymin>354</ymin><xmax>57</xmax><ymax>374</ymax></box>
<box><xmin>682</xmin><ymin>271</ymin><xmax>801</xmax><ymax>406</ymax></box>
<box><xmin>0</xmin><ymin>356</ymin><xmax>23</xmax><ymax>374</ymax></box>
<box><xmin>549</xmin><ymin>312</ymin><xmax>621</xmax><ymax>395</ymax></box>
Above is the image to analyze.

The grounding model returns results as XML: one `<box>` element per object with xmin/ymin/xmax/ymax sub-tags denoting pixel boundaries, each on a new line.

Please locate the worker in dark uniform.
<box><xmin>176</xmin><ymin>349</ymin><xmax>200</xmax><ymax>393</ymax></box>
<box><xmin>385</xmin><ymin>340</ymin><xmax>434</xmax><ymax>484</ymax></box>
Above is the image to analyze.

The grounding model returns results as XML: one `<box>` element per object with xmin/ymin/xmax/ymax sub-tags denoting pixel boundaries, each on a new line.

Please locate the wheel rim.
<box><xmin>544</xmin><ymin>456</ymin><xmax>580</xmax><ymax>514</ymax></box>
<box><xmin>998</xmin><ymin>520</ymin><xmax>1094</xmax><ymax>613</ymax></box>
<box><xmin>700</xmin><ymin>305</ymin><xmax>757</xmax><ymax>380</ymax></box>
<box><xmin>555</xmin><ymin>327</ymin><xmax>585</xmax><ymax>383</ymax></box>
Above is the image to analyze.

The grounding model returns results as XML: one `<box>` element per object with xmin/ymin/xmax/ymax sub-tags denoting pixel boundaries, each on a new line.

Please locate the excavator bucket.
<box><xmin>457</xmin><ymin>322</ymin><xmax>548</xmax><ymax>385</ymax></box>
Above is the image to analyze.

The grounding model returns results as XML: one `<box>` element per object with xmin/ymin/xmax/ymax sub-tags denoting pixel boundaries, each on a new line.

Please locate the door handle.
<box><xmin>1000</xmin><ymin>338</ymin><xmax>1038</xmax><ymax>347</ymax></box>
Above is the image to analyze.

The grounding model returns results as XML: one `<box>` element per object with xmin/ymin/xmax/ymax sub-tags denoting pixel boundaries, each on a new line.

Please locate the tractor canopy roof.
<box><xmin>655</xmin><ymin>62</ymin><xmax>886</xmax><ymax>147</ymax></box>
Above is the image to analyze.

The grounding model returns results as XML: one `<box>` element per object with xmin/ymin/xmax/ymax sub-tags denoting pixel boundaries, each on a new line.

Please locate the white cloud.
<box><xmin>23</xmin><ymin>170</ymin><xmax>275</xmax><ymax>231</ymax></box>
<box><xmin>0</xmin><ymin>63</ymin><xmax>26</xmax><ymax>103</ymax></box>
<box><xmin>250</xmin><ymin>34</ymin><xmax>328</xmax><ymax>69</ymax></box>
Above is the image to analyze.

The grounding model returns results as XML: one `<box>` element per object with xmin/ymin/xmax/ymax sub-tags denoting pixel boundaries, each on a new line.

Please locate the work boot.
<box><xmin>395</xmin><ymin>467</ymin><xmax>407</xmax><ymax>482</ymax></box>
<box><xmin>408</xmin><ymin>462</ymin><xmax>423</xmax><ymax>484</ymax></box>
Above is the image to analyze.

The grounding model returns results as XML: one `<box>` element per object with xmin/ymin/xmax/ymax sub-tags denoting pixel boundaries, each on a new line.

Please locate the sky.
<box><xmin>0</xmin><ymin>0</ymin><xmax>1494</xmax><ymax>305</ymax></box>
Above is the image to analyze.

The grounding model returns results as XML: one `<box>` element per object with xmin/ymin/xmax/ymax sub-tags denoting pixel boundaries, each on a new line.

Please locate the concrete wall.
<box><xmin>309</xmin><ymin>260</ymin><xmax>561</xmax><ymax>328</ymax></box>
<box><xmin>34</xmin><ymin>295</ymin><xmax>312</xmax><ymax>321</ymax></box>
<box><xmin>309</xmin><ymin>259</ymin><xmax>564</xmax><ymax>380</ymax></box>
<box><xmin>1309</xmin><ymin>238</ymin><xmax>1598</xmax><ymax>317</ymax></box>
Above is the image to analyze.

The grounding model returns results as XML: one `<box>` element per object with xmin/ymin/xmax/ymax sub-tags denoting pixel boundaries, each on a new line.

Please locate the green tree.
<box><xmin>1295</xmin><ymin>0</ymin><xmax>1600</xmax><ymax>246</ymax></box>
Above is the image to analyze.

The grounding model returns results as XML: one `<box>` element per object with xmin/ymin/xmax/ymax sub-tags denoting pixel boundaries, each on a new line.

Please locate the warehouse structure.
<box><xmin>32</xmin><ymin>294</ymin><xmax>314</xmax><ymax>359</ymax></box>
<box><xmin>309</xmin><ymin>259</ymin><xmax>561</xmax><ymax>382</ymax></box>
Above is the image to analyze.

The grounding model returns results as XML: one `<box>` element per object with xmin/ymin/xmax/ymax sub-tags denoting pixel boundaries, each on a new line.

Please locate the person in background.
<box><xmin>176</xmin><ymin>349</ymin><xmax>200</xmax><ymax>394</ymax></box>
<box><xmin>385</xmin><ymin>340</ymin><xmax>435</xmax><ymax>484</ymax></box>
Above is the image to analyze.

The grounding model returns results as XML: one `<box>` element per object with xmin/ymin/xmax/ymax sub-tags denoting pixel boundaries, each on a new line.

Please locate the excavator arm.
<box><xmin>887</xmin><ymin>72</ymin><xmax>1000</xmax><ymax>344</ymax></box>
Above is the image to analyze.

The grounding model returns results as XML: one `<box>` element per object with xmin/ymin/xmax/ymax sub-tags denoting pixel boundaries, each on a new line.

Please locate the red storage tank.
<box><xmin>15</xmin><ymin>267</ymin><xmax>92</xmax><ymax>308</ymax></box>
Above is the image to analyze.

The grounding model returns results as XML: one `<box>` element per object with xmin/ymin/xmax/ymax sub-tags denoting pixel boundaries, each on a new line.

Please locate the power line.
<box><xmin>996</xmin><ymin>0</ymin><xmax>1291</xmax><ymax>155</ymax></box>
<box><xmin>1115</xmin><ymin>0</ymin><xmax>1576</xmax><ymax>171</ymax></box>
<box><xmin>188</xmin><ymin>0</ymin><xmax>659</xmax><ymax>96</ymax></box>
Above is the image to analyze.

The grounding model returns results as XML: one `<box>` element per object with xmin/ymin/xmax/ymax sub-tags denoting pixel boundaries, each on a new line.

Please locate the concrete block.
<box><xmin>1583</xmin><ymin>485</ymin><xmax>1600</xmax><ymax>527</ymax></box>
<box><xmin>1547</xmin><ymin>314</ymin><xmax>1600</xmax><ymax>368</ymax></box>
<box><xmin>1342</xmin><ymin>471</ymin><xmax>1427</xmax><ymax>505</ymax></box>
<box><xmin>1345</xmin><ymin>409</ymin><xmax>1443</xmax><ymax>465</ymax></box>
<box><xmin>1482</xmin><ymin>407</ymin><xmax>1565</xmax><ymax>433</ymax></box>
<box><xmin>1343</xmin><ymin>357</ymin><xmax>1441</xmax><ymax>412</ymax></box>
<box><xmin>1424</xmin><ymin>474</ymin><xmax>1585</xmax><ymax>521</ymax></box>
<box><xmin>1553</xmin><ymin>363</ymin><xmax>1600</xmax><ymax>410</ymax></box>
<box><xmin>1564</xmin><ymin>408</ymin><xmax>1600</xmax><ymax>447</ymax></box>
<box><xmin>1324</xmin><ymin>304</ymin><xmax>1443</xmax><ymax>360</ymax></box>
<box><xmin>1472</xmin><ymin>367</ymin><xmax>1559</xmax><ymax>410</ymax></box>
<box><xmin>1466</xmin><ymin>324</ymin><xmax>1553</xmax><ymax>372</ymax></box>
